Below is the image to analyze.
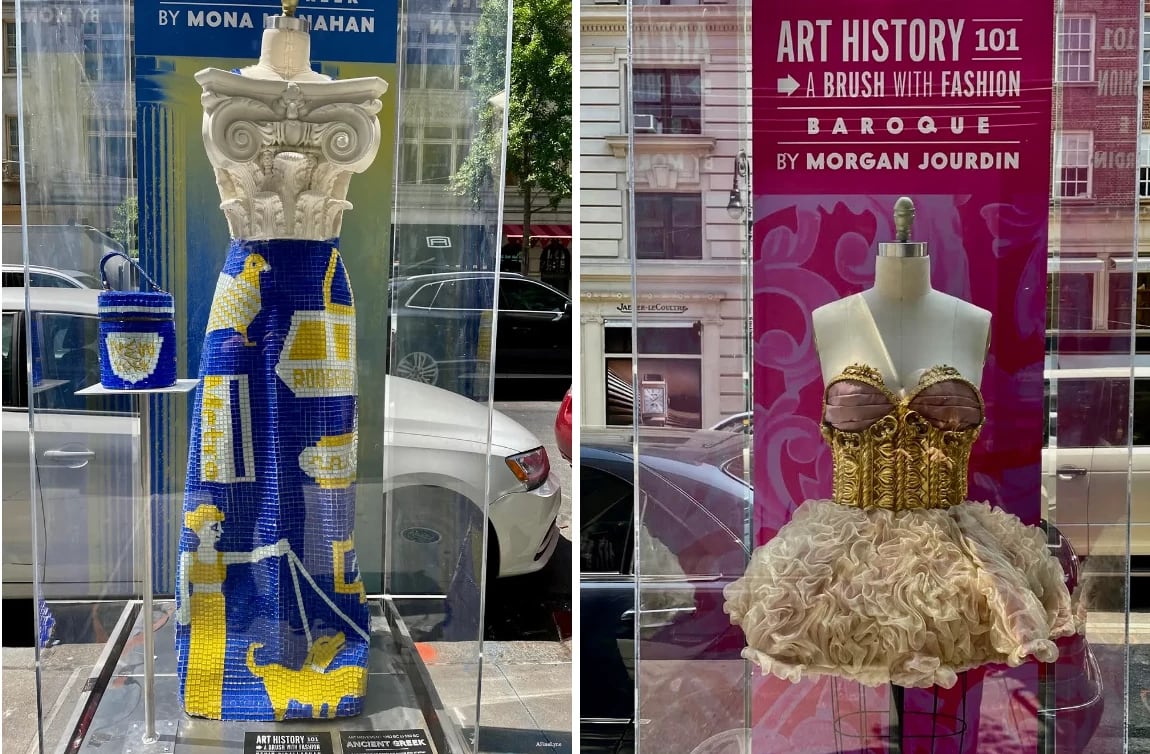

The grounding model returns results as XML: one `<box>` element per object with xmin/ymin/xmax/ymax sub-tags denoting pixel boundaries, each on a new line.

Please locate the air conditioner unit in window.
<box><xmin>633</xmin><ymin>114</ymin><xmax>656</xmax><ymax>133</ymax></box>
<box><xmin>2</xmin><ymin>161</ymin><xmax>19</xmax><ymax>182</ymax></box>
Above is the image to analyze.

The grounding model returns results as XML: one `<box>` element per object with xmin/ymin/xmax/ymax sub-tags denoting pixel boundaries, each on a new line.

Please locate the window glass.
<box><xmin>1</xmin><ymin>312</ymin><xmax>23</xmax><ymax>409</ymax></box>
<box><xmin>1140</xmin><ymin>132</ymin><xmax>1150</xmax><ymax>199</ymax></box>
<box><xmin>28</xmin><ymin>272</ymin><xmax>77</xmax><ymax>289</ymax></box>
<box><xmin>422</xmin><ymin>143</ymin><xmax>453</xmax><ymax>184</ymax></box>
<box><xmin>5</xmin><ymin>115</ymin><xmax>20</xmax><ymax>164</ymax></box>
<box><xmin>1048</xmin><ymin>271</ymin><xmax>1094</xmax><ymax>330</ymax></box>
<box><xmin>32</xmin><ymin>314</ymin><xmax>130</xmax><ymax>414</ymax></box>
<box><xmin>1134</xmin><ymin>379</ymin><xmax>1150</xmax><ymax>447</ymax></box>
<box><xmin>1055</xmin><ymin>133</ymin><xmax>1092</xmax><ymax>198</ymax></box>
<box><xmin>433</xmin><ymin>277</ymin><xmax>494</xmax><ymax>311</ymax></box>
<box><xmin>637</xmin><ymin>325</ymin><xmax>701</xmax><ymax>355</ymax></box>
<box><xmin>406</xmin><ymin>282</ymin><xmax>440</xmax><ymax>308</ymax></box>
<box><xmin>635</xmin><ymin>193</ymin><xmax>702</xmax><ymax>259</ymax></box>
<box><xmin>1108</xmin><ymin>271</ymin><xmax>1150</xmax><ymax>331</ymax></box>
<box><xmin>1057</xmin><ymin>15</ymin><xmax>1094</xmax><ymax>83</ymax></box>
<box><xmin>4</xmin><ymin>22</ymin><xmax>16</xmax><ymax>75</ymax></box>
<box><xmin>632</xmin><ymin>68</ymin><xmax>701</xmax><ymax>135</ymax></box>
<box><xmin>1047</xmin><ymin>378</ymin><xmax>1130</xmax><ymax>448</ymax></box>
<box><xmin>580</xmin><ymin>466</ymin><xmax>633</xmax><ymax>574</ymax></box>
<box><xmin>499</xmin><ymin>280</ymin><xmax>567</xmax><ymax>311</ymax></box>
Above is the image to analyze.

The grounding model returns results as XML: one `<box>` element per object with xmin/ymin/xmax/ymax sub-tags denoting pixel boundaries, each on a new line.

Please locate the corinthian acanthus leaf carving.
<box><xmin>195</xmin><ymin>68</ymin><xmax>389</xmax><ymax>241</ymax></box>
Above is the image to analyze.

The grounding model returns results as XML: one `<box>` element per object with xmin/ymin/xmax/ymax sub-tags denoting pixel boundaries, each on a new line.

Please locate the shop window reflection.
<box><xmin>1108</xmin><ymin>271</ymin><xmax>1150</xmax><ymax>330</ymax></box>
<box><xmin>1048</xmin><ymin>271</ymin><xmax>1095</xmax><ymax>331</ymax></box>
<box><xmin>604</xmin><ymin>323</ymin><xmax>702</xmax><ymax>428</ymax></box>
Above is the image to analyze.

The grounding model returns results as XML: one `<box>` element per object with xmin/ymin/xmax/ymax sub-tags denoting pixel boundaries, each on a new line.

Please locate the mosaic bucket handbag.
<box><xmin>97</xmin><ymin>251</ymin><xmax>178</xmax><ymax>390</ymax></box>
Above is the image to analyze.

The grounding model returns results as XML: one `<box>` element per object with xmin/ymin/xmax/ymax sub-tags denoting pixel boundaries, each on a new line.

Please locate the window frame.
<box><xmin>3</xmin><ymin>20</ymin><xmax>19</xmax><ymax>75</ymax></box>
<box><xmin>1055</xmin><ymin>131</ymin><xmax>1093</xmax><ymax>199</ymax></box>
<box><xmin>399</xmin><ymin>124</ymin><xmax>470</xmax><ymax>185</ymax></box>
<box><xmin>86</xmin><ymin>109</ymin><xmax>136</xmax><ymax>181</ymax></box>
<box><xmin>82</xmin><ymin>17</ymin><xmax>129</xmax><ymax>83</ymax></box>
<box><xmin>1140</xmin><ymin>132</ymin><xmax>1150</xmax><ymax>199</ymax></box>
<box><xmin>634</xmin><ymin>192</ymin><xmax>703</xmax><ymax>260</ymax></box>
<box><xmin>5</xmin><ymin>114</ymin><xmax>19</xmax><ymax>166</ymax></box>
<box><xmin>1057</xmin><ymin>14</ymin><xmax>1095</xmax><ymax>84</ymax></box>
<box><xmin>1</xmin><ymin>310</ymin><xmax>26</xmax><ymax>410</ymax></box>
<box><xmin>631</xmin><ymin>68</ymin><xmax>702</xmax><ymax>135</ymax></box>
<box><xmin>1144</xmin><ymin>14</ymin><xmax>1150</xmax><ymax>83</ymax></box>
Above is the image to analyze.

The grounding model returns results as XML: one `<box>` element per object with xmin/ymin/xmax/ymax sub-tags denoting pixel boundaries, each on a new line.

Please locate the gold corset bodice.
<box><xmin>821</xmin><ymin>364</ymin><xmax>985</xmax><ymax>511</ymax></box>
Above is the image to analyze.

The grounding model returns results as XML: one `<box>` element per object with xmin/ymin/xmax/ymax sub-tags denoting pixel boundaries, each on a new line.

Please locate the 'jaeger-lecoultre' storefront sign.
<box><xmin>616</xmin><ymin>303</ymin><xmax>690</xmax><ymax>314</ymax></box>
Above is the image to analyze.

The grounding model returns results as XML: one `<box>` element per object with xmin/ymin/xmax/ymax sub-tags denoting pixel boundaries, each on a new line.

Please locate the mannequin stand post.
<box><xmin>77</xmin><ymin>380</ymin><xmax>198</xmax><ymax>744</ymax></box>
<box><xmin>889</xmin><ymin>684</ymin><xmax>905</xmax><ymax>754</ymax></box>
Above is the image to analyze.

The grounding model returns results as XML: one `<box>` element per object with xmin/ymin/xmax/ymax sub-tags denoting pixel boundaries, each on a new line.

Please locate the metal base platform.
<box><xmin>55</xmin><ymin>599</ymin><xmax>471</xmax><ymax>754</ymax></box>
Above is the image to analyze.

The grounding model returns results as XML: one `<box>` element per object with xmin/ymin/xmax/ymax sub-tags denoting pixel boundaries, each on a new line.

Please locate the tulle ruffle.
<box><xmin>723</xmin><ymin>500</ymin><xmax>1080</xmax><ymax>689</ymax></box>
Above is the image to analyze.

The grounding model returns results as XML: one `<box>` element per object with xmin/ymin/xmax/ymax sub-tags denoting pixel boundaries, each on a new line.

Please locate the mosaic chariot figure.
<box><xmin>176</xmin><ymin>4</ymin><xmax>387</xmax><ymax>720</ymax></box>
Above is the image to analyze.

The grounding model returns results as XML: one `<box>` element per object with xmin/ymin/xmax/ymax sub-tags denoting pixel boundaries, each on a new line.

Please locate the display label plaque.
<box><xmin>243</xmin><ymin>732</ymin><xmax>334</xmax><ymax>754</ymax></box>
<box><xmin>340</xmin><ymin>730</ymin><xmax>432</xmax><ymax>752</ymax></box>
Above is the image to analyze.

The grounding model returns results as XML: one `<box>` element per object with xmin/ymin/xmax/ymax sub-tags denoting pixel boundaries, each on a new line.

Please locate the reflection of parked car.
<box><xmin>2</xmin><ymin>264</ymin><xmax>101</xmax><ymax>289</ymax></box>
<box><xmin>388</xmin><ymin>272</ymin><xmax>571</xmax><ymax>385</ymax></box>
<box><xmin>2</xmin><ymin>287</ymin><xmax>562</xmax><ymax>600</ymax></box>
<box><xmin>1041</xmin><ymin>366</ymin><xmax>1150</xmax><ymax>560</ymax></box>
<box><xmin>580</xmin><ymin>428</ymin><xmax>751</xmax><ymax>754</ymax></box>
<box><xmin>555</xmin><ymin>386</ymin><xmax>572</xmax><ymax>462</ymax></box>
<box><xmin>709</xmin><ymin>412</ymin><xmax>750</xmax><ymax>434</ymax></box>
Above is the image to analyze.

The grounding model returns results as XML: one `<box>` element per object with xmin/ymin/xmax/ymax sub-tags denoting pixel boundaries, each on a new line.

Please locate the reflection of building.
<box><xmin>1050</xmin><ymin>0</ymin><xmax>1150</xmax><ymax>355</ymax></box>
<box><xmin>394</xmin><ymin>0</ymin><xmax>570</xmax><ymax>278</ymax></box>
<box><xmin>2</xmin><ymin>0</ymin><xmax>133</xmax><ymax>230</ymax></box>
<box><xmin>4</xmin><ymin>0</ymin><xmax>567</xmax><ymax>279</ymax></box>
<box><xmin>579</xmin><ymin>1</ymin><xmax>749</xmax><ymax>428</ymax></box>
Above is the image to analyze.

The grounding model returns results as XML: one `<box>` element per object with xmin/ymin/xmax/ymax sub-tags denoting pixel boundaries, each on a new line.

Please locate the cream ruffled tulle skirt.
<box><xmin>722</xmin><ymin>500</ymin><xmax>1081</xmax><ymax>689</ymax></box>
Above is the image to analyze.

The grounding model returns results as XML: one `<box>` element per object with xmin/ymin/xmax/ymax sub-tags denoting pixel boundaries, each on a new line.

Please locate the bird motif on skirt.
<box><xmin>207</xmin><ymin>253</ymin><xmax>271</xmax><ymax>346</ymax></box>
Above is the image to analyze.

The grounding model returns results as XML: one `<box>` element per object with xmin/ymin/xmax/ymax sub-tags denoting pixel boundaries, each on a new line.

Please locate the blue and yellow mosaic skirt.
<box><xmin>177</xmin><ymin>238</ymin><xmax>369</xmax><ymax>721</ymax></box>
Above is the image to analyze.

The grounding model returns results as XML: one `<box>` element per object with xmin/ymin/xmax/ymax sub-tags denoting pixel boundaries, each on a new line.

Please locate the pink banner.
<box><xmin>752</xmin><ymin>2</ymin><xmax>1054</xmax><ymax>752</ymax></box>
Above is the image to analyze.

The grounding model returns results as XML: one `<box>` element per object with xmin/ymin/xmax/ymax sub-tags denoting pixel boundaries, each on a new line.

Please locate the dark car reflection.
<box><xmin>580</xmin><ymin>428</ymin><xmax>752</xmax><ymax>753</ymax></box>
<box><xmin>579</xmin><ymin>428</ymin><xmax>1102</xmax><ymax>754</ymax></box>
<box><xmin>388</xmin><ymin>271</ymin><xmax>571</xmax><ymax>390</ymax></box>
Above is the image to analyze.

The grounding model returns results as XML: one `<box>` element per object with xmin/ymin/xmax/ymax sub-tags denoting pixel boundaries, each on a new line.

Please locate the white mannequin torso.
<box><xmin>811</xmin><ymin>255</ymin><xmax>991</xmax><ymax>394</ymax></box>
<box><xmin>240</xmin><ymin>27</ymin><xmax>329</xmax><ymax>82</ymax></box>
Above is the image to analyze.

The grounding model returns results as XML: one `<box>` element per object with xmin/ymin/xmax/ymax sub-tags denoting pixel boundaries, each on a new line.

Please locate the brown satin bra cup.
<box><xmin>824</xmin><ymin>377</ymin><xmax>984</xmax><ymax>433</ymax></box>
<box><xmin>820</xmin><ymin>364</ymin><xmax>986</xmax><ymax>511</ymax></box>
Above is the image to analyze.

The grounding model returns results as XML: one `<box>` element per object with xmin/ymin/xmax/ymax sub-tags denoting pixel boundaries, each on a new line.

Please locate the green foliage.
<box><xmin>451</xmin><ymin>0</ymin><xmax>572</xmax><ymax>231</ymax></box>
<box><xmin>110</xmin><ymin>195</ymin><xmax>139</xmax><ymax>259</ymax></box>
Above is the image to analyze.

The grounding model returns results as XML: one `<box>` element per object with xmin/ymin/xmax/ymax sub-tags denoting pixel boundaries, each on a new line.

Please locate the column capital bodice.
<box><xmin>195</xmin><ymin>69</ymin><xmax>388</xmax><ymax>241</ymax></box>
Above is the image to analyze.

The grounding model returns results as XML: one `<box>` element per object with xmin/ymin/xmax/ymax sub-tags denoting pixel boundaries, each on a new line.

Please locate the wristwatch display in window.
<box><xmin>640</xmin><ymin>372</ymin><xmax>668</xmax><ymax>426</ymax></box>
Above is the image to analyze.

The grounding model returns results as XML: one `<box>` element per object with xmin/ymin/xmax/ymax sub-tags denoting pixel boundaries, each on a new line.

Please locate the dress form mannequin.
<box><xmin>724</xmin><ymin>196</ymin><xmax>1076</xmax><ymax>705</ymax></box>
<box><xmin>239</xmin><ymin>2</ymin><xmax>329</xmax><ymax>82</ymax></box>
<box><xmin>812</xmin><ymin>197</ymin><xmax>992</xmax><ymax>390</ymax></box>
<box><xmin>177</xmin><ymin>5</ymin><xmax>388</xmax><ymax>721</ymax></box>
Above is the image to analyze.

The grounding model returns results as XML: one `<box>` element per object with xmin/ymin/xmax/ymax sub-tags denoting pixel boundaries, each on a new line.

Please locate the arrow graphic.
<box><xmin>777</xmin><ymin>75</ymin><xmax>799</xmax><ymax>96</ymax></box>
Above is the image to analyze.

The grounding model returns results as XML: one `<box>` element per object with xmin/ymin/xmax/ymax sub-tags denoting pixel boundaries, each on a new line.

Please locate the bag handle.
<box><xmin>100</xmin><ymin>250</ymin><xmax>164</xmax><ymax>293</ymax></box>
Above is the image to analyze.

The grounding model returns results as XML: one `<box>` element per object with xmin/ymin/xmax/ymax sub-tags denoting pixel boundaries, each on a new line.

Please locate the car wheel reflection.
<box><xmin>396</xmin><ymin>351</ymin><xmax>440</xmax><ymax>385</ymax></box>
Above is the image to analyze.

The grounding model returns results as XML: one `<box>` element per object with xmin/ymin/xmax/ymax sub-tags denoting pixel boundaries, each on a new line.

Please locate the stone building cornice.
<box><xmin>581</xmin><ymin>5</ymin><xmax>742</xmax><ymax>35</ymax></box>
<box><xmin>603</xmin><ymin>134</ymin><xmax>716</xmax><ymax>159</ymax></box>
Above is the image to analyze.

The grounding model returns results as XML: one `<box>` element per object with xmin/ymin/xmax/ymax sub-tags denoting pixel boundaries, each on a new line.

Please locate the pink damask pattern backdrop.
<box><xmin>752</xmin><ymin>194</ymin><xmax>1050</xmax><ymax>541</ymax></box>
<box><xmin>751</xmin><ymin>2</ymin><xmax>1054</xmax><ymax>752</ymax></box>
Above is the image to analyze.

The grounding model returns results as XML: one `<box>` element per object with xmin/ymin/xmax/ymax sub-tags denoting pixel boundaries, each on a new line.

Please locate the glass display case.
<box><xmin>6</xmin><ymin>0</ymin><xmax>527</xmax><ymax>750</ymax></box>
<box><xmin>579</xmin><ymin>0</ymin><xmax>1139</xmax><ymax>752</ymax></box>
